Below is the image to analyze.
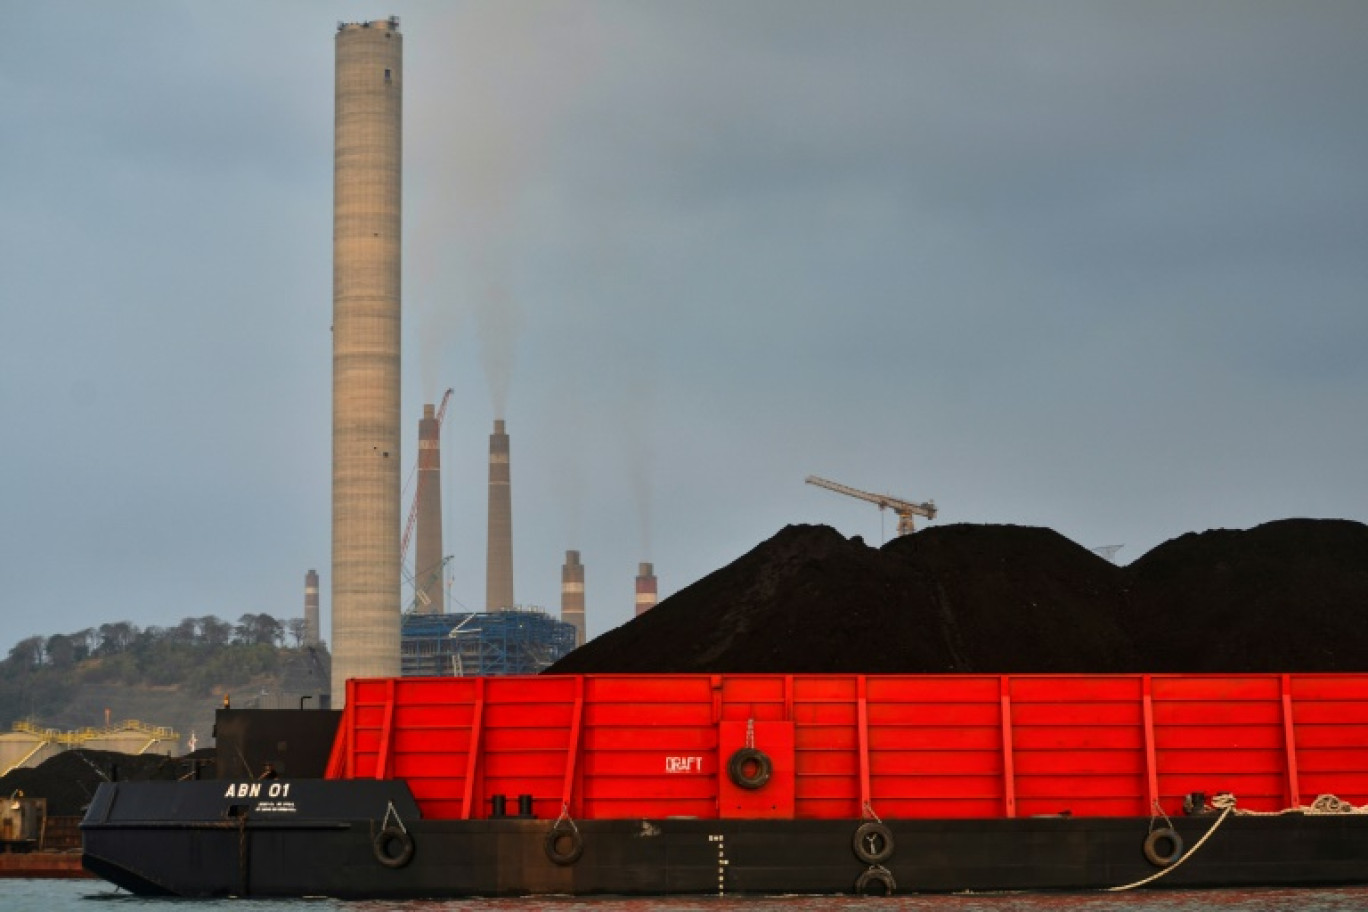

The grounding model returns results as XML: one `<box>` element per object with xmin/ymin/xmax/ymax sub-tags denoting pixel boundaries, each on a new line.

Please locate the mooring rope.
<box><xmin>1107</xmin><ymin>790</ymin><xmax>1368</xmax><ymax>892</ymax></box>
<box><xmin>1106</xmin><ymin>794</ymin><xmax>1237</xmax><ymax>892</ymax></box>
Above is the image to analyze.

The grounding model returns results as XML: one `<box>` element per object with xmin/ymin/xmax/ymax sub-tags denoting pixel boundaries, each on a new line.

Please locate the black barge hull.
<box><xmin>81</xmin><ymin>781</ymin><xmax>1368</xmax><ymax>897</ymax></box>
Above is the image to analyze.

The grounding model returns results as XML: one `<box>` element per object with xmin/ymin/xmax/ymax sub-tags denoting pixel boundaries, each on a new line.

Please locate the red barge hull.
<box><xmin>81</xmin><ymin>672</ymin><xmax>1368</xmax><ymax>896</ymax></box>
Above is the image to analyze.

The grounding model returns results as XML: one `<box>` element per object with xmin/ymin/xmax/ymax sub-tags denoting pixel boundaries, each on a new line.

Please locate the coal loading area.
<box><xmin>548</xmin><ymin>519</ymin><xmax>1368</xmax><ymax>675</ymax></box>
<box><xmin>0</xmin><ymin>749</ymin><xmax>212</xmax><ymax>818</ymax></box>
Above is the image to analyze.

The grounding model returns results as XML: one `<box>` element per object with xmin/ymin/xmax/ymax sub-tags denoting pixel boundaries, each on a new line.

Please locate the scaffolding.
<box><xmin>400</xmin><ymin>608</ymin><xmax>576</xmax><ymax>677</ymax></box>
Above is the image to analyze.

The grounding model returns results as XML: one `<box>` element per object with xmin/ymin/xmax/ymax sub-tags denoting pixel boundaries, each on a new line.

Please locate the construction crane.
<box><xmin>805</xmin><ymin>475</ymin><xmax>937</xmax><ymax>535</ymax></box>
<box><xmin>400</xmin><ymin>387</ymin><xmax>453</xmax><ymax>566</ymax></box>
<box><xmin>1091</xmin><ymin>544</ymin><xmax>1125</xmax><ymax>563</ymax></box>
<box><xmin>403</xmin><ymin>555</ymin><xmax>454</xmax><ymax>615</ymax></box>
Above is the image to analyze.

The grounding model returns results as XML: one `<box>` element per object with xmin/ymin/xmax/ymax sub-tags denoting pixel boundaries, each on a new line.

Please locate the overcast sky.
<box><xmin>2</xmin><ymin>1</ymin><xmax>1365</xmax><ymax>651</ymax></box>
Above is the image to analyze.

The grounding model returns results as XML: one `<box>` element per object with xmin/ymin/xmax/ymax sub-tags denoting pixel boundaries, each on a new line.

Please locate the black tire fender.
<box><xmin>854</xmin><ymin>865</ymin><xmax>896</xmax><ymax>896</ymax></box>
<box><xmin>373</xmin><ymin>826</ymin><xmax>414</xmax><ymax>868</ymax></box>
<box><xmin>1143</xmin><ymin>827</ymin><xmax>1184</xmax><ymax>867</ymax></box>
<box><xmin>545</xmin><ymin>822</ymin><xmax>584</xmax><ymax>866</ymax></box>
<box><xmin>727</xmin><ymin>747</ymin><xmax>772</xmax><ymax>790</ymax></box>
<box><xmin>852</xmin><ymin>821</ymin><xmax>895</xmax><ymax>864</ymax></box>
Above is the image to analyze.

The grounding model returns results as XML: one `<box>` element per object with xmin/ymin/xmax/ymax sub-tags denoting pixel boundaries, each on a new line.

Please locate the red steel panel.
<box><xmin>1013</xmin><ymin>751</ymin><xmax>1145</xmax><ymax>776</ymax></box>
<box><xmin>325</xmin><ymin>672</ymin><xmax>1368</xmax><ymax>822</ymax></box>
<box><xmin>1015</xmin><ymin>774</ymin><xmax>1149</xmax><ymax>800</ymax></box>
<box><xmin>866</xmin><ymin>703</ymin><xmax>1001</xmax><ymax>725</ymax></box>
<box><xmin>796</xmin><ymin>751</ymin><xmax>860</xmax><ymax>776</ymax></box>
<box><xmin>793</xmin><ymin>703</ymin><xmax>859</xmax><ymax>725</ymax></box>
<box><xmin>1299</xmin><ymin>770</ymin><xmax>1368</xmax><ymax>801</ymax></box>
<box><xmin>1295</xmin><ymin>703</ymin><xmax>1368</xmax><ymax>724</ymax></box>
<box><xmin>719</xmin><ymin>676</ymin><xmax>789</xmax><ymax>703</ymax></box>
<box><xmin>867</xmin><ymin>727</ymin><xmax>1001</xmax><ymax>750</ymax></box>
<box><xmin>1011</xmin><ymin>676</ymin><xmax>1142</xmax><ymax>702</ymax></box>
<box><xmin>1298</xmin><ymin>744</ymin><xmax>1368</xmax><ymax>769</ymax></box>
<box><xmin>583</xmin><ymin>727</ymin><xmax>717</xmax><ymax>751</ymax></box>
<box><xmin>1018</xmin><ymin>797</ymin><xmax>1138</xmax><ymax>817</ymax></box>
<box><xmin>719</xmin><ymin>720</ymin><xmax>795</xmax><ymax>818</ymax></box>
<box><xmin>1151</xmin><ymin>676</ymin><xmax>1282</xmax><ymax>701</ymax></box>
<box><xmin>872</xmin><ymin>774</ymin><xmax>1004</xmax><ymax>801</ymax></box>
<box><xmin>585</xmin><ymin>675</ymin><xmax>712</xmax><ymax>702</ymax></box>
<box><xmin>791</xmin><ymin>676</ymin><xmax>859</xmax><ymax>700</ymax></box>
<box><xmin>584</xmin><ymin>703</ymin><xmax>714</xmax><ymax>725</ymax></box>
<box><xmin>1012</xmin><ymin>726</ymin><xmax>1145</xmax><ymax>751</ymax></box>
<box><xmin>1012</xmin><ymin>703</ymin><xmax>1144</xmax><ymax>725</ymax></box>
<box><xmin>1292</xmin><ymin>675</ymin><xmax>1368</xmax><ymax>700</ymax></box>
<box><xmin>796</xmin><ymin>726</ymin><xmax>859</xmax><ymax>751</ymax></box>
<box><xmin>867</xmin><ymin>675</ymin><xmax>1000</xmax><ymax>702</ymax></box>
<box><xmin>1150</xmin><ymin>726</ymin><xmax>1287</xmax><ymax>750</ymax></box>
<box><xmin>869</xmin><ymin>751</ymin><xmax>1003</xmax><ymax>776</ymax></box>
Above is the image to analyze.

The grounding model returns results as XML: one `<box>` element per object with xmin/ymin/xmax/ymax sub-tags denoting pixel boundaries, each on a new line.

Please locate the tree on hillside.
<box><xmin>46</xmin><ymin>633</ymin><xmax>77</xmax><ymax>669</ymax></box>
<box><xmin>200</xmin><ymin>616</ymin><xmax>233</xmax><ymax>647</ymax></box>
<box><xmin>169</xmin><ymin>618</ymin><xmax>200</xmax><ymax>645</ymax></box>
<box><xmin>235</xmin><ymin>613</ymin><xmax>283</xmax><ymax>647</ymax></box>
<box><xmin>98</xmin><ymin>622</ymin><xmax>138</xmax><ymax>654</ymax></box>
<box><xmin>7</xmin><ymin>636</ymin><xmax>44</xmax><ymax>669</ymax></box>
<box><xmin>72</xmin><ymin>628</ymin><xmax>98</xmax><ymax>660</ymax></box>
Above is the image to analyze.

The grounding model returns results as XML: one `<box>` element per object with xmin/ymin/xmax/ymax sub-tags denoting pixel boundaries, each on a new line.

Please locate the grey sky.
<box><xmin>2</xmin><ymin>1</ymin><xmax>1365</xmax><ymax>649</ymax></box>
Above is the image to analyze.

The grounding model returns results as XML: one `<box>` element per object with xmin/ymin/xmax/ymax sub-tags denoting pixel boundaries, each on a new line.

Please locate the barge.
<box><xmin>81</xmin><ymin>672</ymin><xmax>1368</xmax><ymax>896</ymax></box>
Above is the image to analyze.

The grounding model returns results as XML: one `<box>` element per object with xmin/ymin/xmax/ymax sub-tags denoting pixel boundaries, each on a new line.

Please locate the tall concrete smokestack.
<box><xmin>486</xmin><ymin>419</ymin><xmax>514</xmax><ymax>611</ymax></box>
<box><xmin>561</xmin><ymin>550</ymin><xmax>585</xmax><ymax>647</ymax></box>
<box><xmin>413</xmin><ymin>403</ymin><xmax>444</xmax><ymax>615</ymax></box>
<box><xmin>331</xmin><ymin>17</ymin><xmax>402</xmax><ymax>701</ymax></box>
<box><xmin>304</xmin><ymin>569</ymin><xmax>320</xmax><ymax>646</ymax></box>
<box><xmin>635</xmin><ymin>562</ymin><xmax>657</xmax><ymax>617</ymax></box>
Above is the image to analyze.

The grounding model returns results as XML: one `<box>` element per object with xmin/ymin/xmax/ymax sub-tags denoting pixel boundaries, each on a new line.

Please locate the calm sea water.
<box><xmin>9</xmin><ymin>880</ymin><xmax>1368</xmax><ymax>912</ymax></box>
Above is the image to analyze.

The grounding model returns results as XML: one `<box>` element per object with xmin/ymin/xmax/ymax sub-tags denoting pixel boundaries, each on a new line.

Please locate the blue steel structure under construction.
<box><xmin>400</xmin><ymin>609</ymin><xmax>576</xmax><ymax>677</ymax></box>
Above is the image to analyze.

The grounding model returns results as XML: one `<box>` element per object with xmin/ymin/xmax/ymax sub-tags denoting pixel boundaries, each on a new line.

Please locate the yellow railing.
<box><xmin>11</xmin><ymin>719</ymin><xmax>179</xmax><ymax>745</ymax></box>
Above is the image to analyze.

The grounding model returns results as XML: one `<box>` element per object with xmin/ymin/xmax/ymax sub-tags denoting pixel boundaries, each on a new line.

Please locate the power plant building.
<box><xmin>331</xmin><ymin>18</ymin><xmax>403</xmax><ymax>701</ymax></box>
<box><xmin>400</xmin><ymin>610</ymin><xmax>575</xmax><ymax>677</ymax></box>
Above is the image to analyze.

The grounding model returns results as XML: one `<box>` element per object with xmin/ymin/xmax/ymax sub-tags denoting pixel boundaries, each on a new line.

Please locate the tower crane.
<box><xmin>805</xmin><ymin>475</ymin><xmax>937</xmax><ymax>535</ymax></box>
<box><xmin>400</xmin><ymin>387</ymin><xmax>453</xmax><ymax>566</ymax></box>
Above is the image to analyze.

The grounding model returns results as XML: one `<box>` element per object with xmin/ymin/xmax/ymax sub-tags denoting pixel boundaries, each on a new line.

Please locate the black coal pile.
<box><xmin>1124</xmin><ymin>519</ymin><xmax>1368</xmax><ymax>672</ymax></box>
<box><xmin>0</xmin><ymin>748</ymin><xmax>211</xmax><ymax>816</ymax></box>
<box><xmin>548</xmin><ymin>519</ymin><xmax>1368</xmax><ymax>674</ymax></box>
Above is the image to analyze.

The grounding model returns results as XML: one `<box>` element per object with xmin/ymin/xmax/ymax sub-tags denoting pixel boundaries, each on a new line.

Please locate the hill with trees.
<box><xmin>1</xmin><ymin>613</ymin><xmax>328</xmax><ymax>749</ymax></box>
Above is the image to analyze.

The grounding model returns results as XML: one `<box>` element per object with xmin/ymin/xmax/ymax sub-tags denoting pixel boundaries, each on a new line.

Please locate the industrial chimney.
<box><xmin>635</xmin><ymin>562</ymin><xmax>657</xmax><ymax>617</ymax></box>
<box><xmin>413</xmin><ymin>403</ymin><xmax>444</xmax><ymax>615</ymax></box>
<box><xmin>304</xmin><ymin>569</ymin><xmax>320</xmax><ymax>646</ymax></box>
<box><xmin>486</xmin><ymin>419</ymin><xmax>514</xmax><ymax>611</ymax></box>
<box><xmin>561</xmin><ymin>550</ymin><xmax>586</xmax><ymax>647</ymax></box>
<box><xmin>331</xmin><ymin>17</ymin><xmax>403</xmax><ymax>701</ymax></box>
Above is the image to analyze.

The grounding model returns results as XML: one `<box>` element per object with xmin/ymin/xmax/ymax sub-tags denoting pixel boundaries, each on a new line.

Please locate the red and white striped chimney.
<box><xmin>485</xmin><ymin>419</ymin><xmax>514</xmax><ymax>611</ymax></box>
<box><xmin>561</xmin><ymin>550</ymin><xmax>586</xmax><ymax>647</ymax></box>
<box><xmin>304</xmin><ymin>568</ymin><xmax>320</xmax><ymax>646</ymax></box>
<box><xmin>413</xmin><ymin>403</ymin><xmax>444</xmax><ymax>615</ymax></box>
<box><xmin>634</xmin><ymin>562</ymin><xmax>657</xmax><ymax>617</ymax></box>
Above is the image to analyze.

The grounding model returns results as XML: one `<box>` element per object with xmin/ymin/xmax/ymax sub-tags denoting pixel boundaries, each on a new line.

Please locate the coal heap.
<box><xmin>0</xmin><ymin>749</ymin><xmax>212</xmax><ymax>817</ymax></box>
<box><xmin>548</xmin><ymin>519</ymin><xmax>1368</xmax><ymax>674</ymax></box>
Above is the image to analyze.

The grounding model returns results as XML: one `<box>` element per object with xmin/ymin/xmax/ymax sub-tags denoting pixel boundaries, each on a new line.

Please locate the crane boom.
<box><xmin>805</xmin><ymin>474</ymin><xmax>937</xmax><ymax>535</ymax></box>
